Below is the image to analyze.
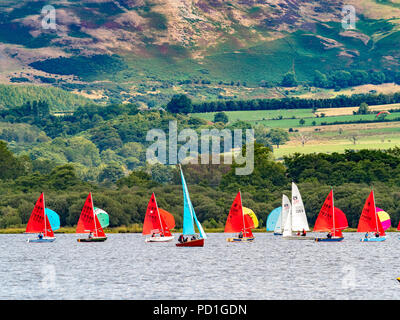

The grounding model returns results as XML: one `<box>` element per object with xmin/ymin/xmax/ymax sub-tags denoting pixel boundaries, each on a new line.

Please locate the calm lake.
<box><xmin>0</xmin><ymin>232</ymin><xmax>398</xmax><ymax>299</ymax></box>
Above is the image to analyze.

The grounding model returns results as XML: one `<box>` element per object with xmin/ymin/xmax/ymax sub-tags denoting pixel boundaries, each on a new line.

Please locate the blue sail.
<box><xmin>45</xmin><ymin>208</ymin><xmax>60</xmax><ymax>231</ymax></box>
<box><xmin>181</xmin><ymin>169</ymin><xmax>196</xmax><ymax>235</ymax></box>
<box><xmin>191</xmin><ymin>200</ymin><xmax>207</xmax><ymax>239</ymax></box>
<box><xmin>266</xmin><ymin>207</ymin><xmax>281</xmax><ymax>231</ymax></box>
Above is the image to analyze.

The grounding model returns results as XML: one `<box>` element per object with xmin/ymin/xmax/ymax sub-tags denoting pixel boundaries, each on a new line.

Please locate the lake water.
<box><xmin>0</xmin><ymin>232</ymin><xmax>399</xmax><ymax>300</ymax></box>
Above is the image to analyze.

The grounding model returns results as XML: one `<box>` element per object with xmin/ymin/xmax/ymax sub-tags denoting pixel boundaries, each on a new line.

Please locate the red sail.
<box><xmin>26</xmin><ymin>193</ymin><xmax>54</xmax><ymax>237</ymax></box>
<box><xmin>76</xmin><ymin>193</ymin><xmax>105</xmax><ymax>237</ymax></box>
<box><xmin>225</xmin><ymin>191</ymin><xmax>244</xmax><ymax>233</ymax></box>
<box><xmin>357</xmin><ymin>191</ymin><xmax>385</xmax><ymax>235</ymax></box>
<box><xmin>142</xmin><ymin>193</ymin><xmax>174</xmax><ymax>236</ymax></box>
<box><xmin>313</xmin><ymin>190</ymin><xmax>334</xmax><ymax>233</ymax></box>
<box><xmin>334</xmin><ymin>207</ymin><xmax>348</xmax><ymax>231</ymax></box>
<box><xmin>314</xmin><ymin>190</ymin><xmax>347</xmax><ymax>236</ymax></box>
<box><xmin>158</xmin><ymin>208</ymin><xmax>175</xmax><ymax>229</ymax></box>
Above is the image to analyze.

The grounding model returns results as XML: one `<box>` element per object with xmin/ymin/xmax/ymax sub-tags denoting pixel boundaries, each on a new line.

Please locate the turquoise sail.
<box><xmin>266</xmin><ymin>207</ymin><xmax>281</xmax><ymax>231</ymax></box>
<box><xmin>191</xmin><ymin>200</ymin><xmax>207</xmax><ymax>239</ymax></box>
<box><xmin>45</xmin><ymin>208</ymin><xmax>60</xmax><ymax>231</ymax></box>
<box><xmin>181</xmin><ymin>168</ymin><xmax>196</xmax><ymax>235</ymax></box>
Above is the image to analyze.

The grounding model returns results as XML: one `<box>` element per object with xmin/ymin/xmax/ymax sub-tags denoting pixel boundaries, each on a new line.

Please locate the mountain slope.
<box><xmin>1</xmin><ymin>0</ymin><xmax>400</xmax><ymax>105</ymax></box>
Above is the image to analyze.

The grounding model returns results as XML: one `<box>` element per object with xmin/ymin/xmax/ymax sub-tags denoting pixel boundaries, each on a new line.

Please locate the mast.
<box><xmin>332</xmin><ymin>189</ymin><xmax>335</xmax><ymax>237</ymax></box>
<box><xmin>180</xmin><ymin>164</ymin><xmax>195</xmax><ymax>235</ymax></box>
<box><xmin>372</xmin><ymin>189</ymin><xmax>378</xmax><ymax>233</ymax></box>
<box><xmin>291</xmin><ymin>183</ymin><xmax>294</xmax><ymax>234</ymax></box>
<box><xmin>43</xmin><ymin>193</ymin><xmax>46</xmax><ymax>237</ymax></box>
<box><xmin>91</xmin><ymin>192</ymin><xmax>97</xmax><ymax>237</ymax></box>
<box><xmin>240</xmin><ymin>190</ymin><xmax>245</xmax><ymax>235</ymax></box>
<box><xmin>154</xmin><ymin>193</ymin><xmax>164</xmax><ymax>235</ymax></box>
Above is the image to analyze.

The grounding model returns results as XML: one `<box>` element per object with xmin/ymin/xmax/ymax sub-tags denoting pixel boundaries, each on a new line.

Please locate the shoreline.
<box><xmin>0</xmin><ymin>227</ymin><xmax>397</xmax><ymax>234</ymax></box>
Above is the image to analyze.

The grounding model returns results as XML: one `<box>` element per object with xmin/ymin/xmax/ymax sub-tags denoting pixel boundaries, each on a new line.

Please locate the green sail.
<box><xmin>94</xmin><ymin>207</ymin><xmax>109</xmax><ymax>228</ymax></box>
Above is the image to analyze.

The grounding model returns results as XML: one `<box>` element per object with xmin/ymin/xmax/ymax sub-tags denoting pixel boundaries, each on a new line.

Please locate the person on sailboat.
<box><xmin>327</xmin><ymin>232</ymin><xmax>332</xmax><ymax>239</ymax></box>
<box><xmin>364</xmin><ymin>232</ymin><xmax>369</xmax><ymax>239</ymax></box>
<box><xmin>88</xmin><ymin>232</ymin><xmax>93</xmax><ymax>239</ymax></box>
<box><xmin>375</xmin><ymin>232</ymin><xmax>380</xmax><ymax>238</ymax></box>
<box><xmin>38</xmin><ymin>232</ymin><xmax>43</xmax><ymax>239</ymax></box>
<box><xmin>178</xmin><ymin>234</ymin><xmax>183</xmax><ymax>243</ymax></box>
<box><xmin>238</xmin><ymin>231</ymin><xmax>243</xmax><ymax>239</ymax></box>
<box><xmin>301</xmin><ymin>229</ymin><xmax>306</xmax><ymax>236</ymax></box>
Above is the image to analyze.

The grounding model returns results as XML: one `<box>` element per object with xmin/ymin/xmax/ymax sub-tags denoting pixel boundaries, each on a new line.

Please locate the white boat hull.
<box><xmin>145</xmin><ymin>236</ymin><xmax>174</xmax><ymax>242</ymax></box>
<box><xmin>283</xmin><ymin>235</ymin><xmax>314</xmax><ymax>240</ymax></box>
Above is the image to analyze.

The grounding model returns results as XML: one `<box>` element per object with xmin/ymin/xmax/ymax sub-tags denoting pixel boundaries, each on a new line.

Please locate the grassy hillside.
<box><xmin>1</xmin><ymin>0</ymin><xmax>400</xmax><ymax>105</ymax></box>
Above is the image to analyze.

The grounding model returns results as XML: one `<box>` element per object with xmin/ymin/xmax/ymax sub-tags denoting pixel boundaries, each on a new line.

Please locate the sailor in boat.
<box><xmin>301</xmin><ymin>229</ymin><xmax>306</xmax><ymax>236</ymax></box>
<box><xmin>88</xmin><ymin>232</ymin><xmax>93</xmax><ymax>239</ymax></box>
<box><xmin>38</xmin><ymin>232</ymin><xmax>43</xmax><ymax>240</ymax></box>
<box><xmin>238</xmin><ymin>231</ymin><xmax>243</xmax><ymax>239</ymax></box>
<box><xmin>364</xmin><ymin>232</ymin><xmax>369</xmax><ymax>239</ymax></box>
<box><xmin>296</xmin><ymin>231</ymin><xmax>300</xmax><ymax>236</ymax></box>
<box><xmin>327</xmin><ymin>232</ymin><xmax>332</xmax><ymax>239</ymax></box>
<box><xmin>375</xmin><ymin>232</ymin><xmax>380</xmax><ymax>238</ymax></box>
<box><xmin>178</xmin><ymin>234</ymin><xmax>187</xmax><ymax>243</ymax></box>
<box><xmin>191</xmin><ymin>234</ymin><xmax>198</xmax><ymax>241</ymax></box>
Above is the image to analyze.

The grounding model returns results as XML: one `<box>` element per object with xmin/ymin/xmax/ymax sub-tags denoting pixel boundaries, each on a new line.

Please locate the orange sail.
<box><xmin>26</xmin><ymin>193</ymin><xmax>54</xmax><ymax>237</ymax></box>
<box><xmin>225</xmin><ymin>191</ymin><xmax>254</xmax><ymax>237</ymax></box>
<box><xmin>314</xmin><ymin>190</ymin><xmax>348</xmax><ymax>236</ymax></box>
<box><xmin>76</xmin><ymin>193</ymin><xmax>106</xmax><ymax>237</ymax></box>
<box><xmin>143</xmin><ymin>193</ymin><xmax>174</xmax><ymax>237</ymax></box>
<box><xmin>357</xmin><ymin>190</ymin><xmax>385</xmax><ymax>236</ymax></box>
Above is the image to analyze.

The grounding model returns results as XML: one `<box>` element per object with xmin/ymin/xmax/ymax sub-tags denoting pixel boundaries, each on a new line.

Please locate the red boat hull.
<box><xmin>176</xmin><ymin>238</ymin><xmax>204</xmax><ymax>247</ymax></box>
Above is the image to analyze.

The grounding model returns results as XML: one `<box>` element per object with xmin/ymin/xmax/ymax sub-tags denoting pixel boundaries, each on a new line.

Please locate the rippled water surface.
<box><xmin>0</xmin><ymin>232</ymin><xmax>399</xmax><ymax>299</ymax></box>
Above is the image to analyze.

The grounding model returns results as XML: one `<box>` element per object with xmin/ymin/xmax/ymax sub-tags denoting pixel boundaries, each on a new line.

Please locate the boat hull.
<box><xmin>27</xmin><ymin>237</ymin><xmax>56</xmax><ymax>243</ymax></box>
<box><xmin>283</xmin><ymin>235</ymin><xmax>314</xmax><ymax>240</ymax></box>
<box><xmin>77</xmin><ymin>237</ymin><xmax>107</xmax><ymax>242</ymax></box>
<box><xmin>176</xmin><ymin>238</ymin><xmax>204</xmax><ymax>247</ymax></box>
<box><xmin>145</xmin><ymin>236</ymin><xmax>174</xmax><ymax>243</ymax></box>
<box><xmin>227</xmin><ymin>237</ymin><xmax>254</xmax><ymax>242</ymax></box>
<box><xmin>314</xmin><ymin>237</ymin><xmax>344</xmax><ymax>242</ymax></box>
<box><xmin>360</xmin><ymin>237</ymin><xmax>386</xmax><ymax>242</ymax></box>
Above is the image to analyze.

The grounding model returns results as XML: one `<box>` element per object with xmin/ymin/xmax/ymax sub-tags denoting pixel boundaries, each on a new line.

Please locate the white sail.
<box><xmin>274</xmin><ymin>194</ymin><xmax>291</xmax><ymax>233</ymax></box>
<box><xmin>291</xmin><ymin>182</ymin><xmax>310</xmax><ymax>231</ymax></box>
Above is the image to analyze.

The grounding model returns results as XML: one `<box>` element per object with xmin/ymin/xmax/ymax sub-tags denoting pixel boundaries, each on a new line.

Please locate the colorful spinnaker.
<box><xmin>358</xmin><ymin>190</ymin><xmax>386</xmax><ymax>241</ymax></box>
<box><xmin>376</xmin><ymin>208</ymin><xmax>390</xmax><ymax>231</ymax></box>
<box><xmin>143</xmin><ymin>193</ymin><xmax>175</xmax><ymax>242</ymax></box>
<box><xmin>176</xmin><ymin>166</ymin><xmax>206</xmax><ymax>247</ymax></box>
<box><xmin>26</xmin><ymin>193</ymin><xmax>58</xmax><ymax>242</ymax></box>
<box><xmin>93</xmin><ymin>207</ymin><xmax>109</xmax><ymax>229</ymax></box>
<box><xmin>76</xmin><ymin>192</ymin><xmax>107</xmax><ymax>242</ymax></box>
<box><xmin>225</xmin><ymin>191</ymin><xmax>256</xmax><ymax>242</ymax></box>
<box><xmin>314</xmin><ymin>189</ymin><xmax>348</xmax><ymax>241</ymax></box>
<box><xmin>266</xmin><ymin>207</ymin><xmax>281</xmax><ymax>232</ymax></box>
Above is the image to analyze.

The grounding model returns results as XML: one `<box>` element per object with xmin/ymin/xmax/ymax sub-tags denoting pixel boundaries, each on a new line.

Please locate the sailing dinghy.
<box><xmin>76</xmin><ymin>192</ymin><xmax>108</xmax><ymax>242</ymax></box>
<box><xmin>143</xmin><ymin>193</ymin><xmax>175</xmax><ymax>242</ymax></box>
<box><xmin>358</xmin><ymin>190</ymin><xmax>386</xmax><ymax>242</ymax></box>
<box><xmin>282</xmin><ymin>182</ymin><xmax>313</xmax><ymax>240</ymax></box>
<box><xmin>26</xmin><ymin>193</ymin><xmax>59</xmax><ymax>243</ymax></box>
<box><xmin>267</xmin><ymin>194</ymin><xmax>291</xmax><ymax>235</ymax></box>
<box><xmin>176</xmin><ymin>166</ymin><xmax>206</xmax><ymax>247</ymax></box>
<box><xmin>314</xmin><ymin>189</ymin><xmax>348</xmax><ymax>242</ymax></box>
<box><xmin>225</xmin><ymin>191</ymin><xmax>258</xmax><ymax>242</ymax></box>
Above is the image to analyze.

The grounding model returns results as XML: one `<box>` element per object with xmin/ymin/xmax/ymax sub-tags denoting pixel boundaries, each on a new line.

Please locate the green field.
<box><xmin>193</xmin><ymin>109</ymin><xmax>400</xmax><ymax>128</ymax></box>
<box><xmin>273</xmin><ymin>135</ymin><xmax>400</xmax><ymax>159</ymax></box>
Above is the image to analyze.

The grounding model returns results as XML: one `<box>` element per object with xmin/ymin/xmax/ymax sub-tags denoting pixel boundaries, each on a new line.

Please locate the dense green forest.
<box><xmin>189</xmin><ymin>92</ymin><xmax>400</xmax><ymax>113</ymax></box>
<box><xmin>0</xmin><ymin>95</ymin><xmax>399</xmax><ymax>231</ymax></box>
